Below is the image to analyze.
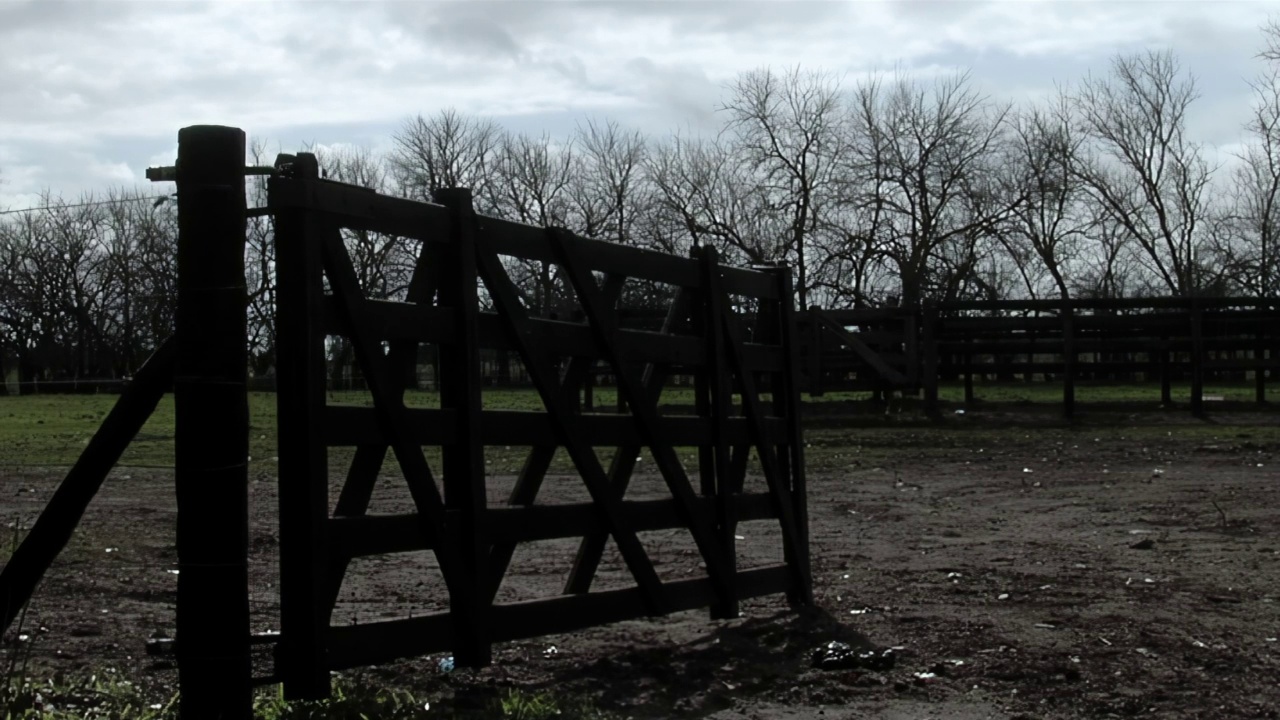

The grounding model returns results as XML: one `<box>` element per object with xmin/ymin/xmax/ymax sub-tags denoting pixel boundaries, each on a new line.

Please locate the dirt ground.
<box><xmin>2</xmin><ymin>406</ymin><xmax>1279</xmax><ymax>719</ymax></box>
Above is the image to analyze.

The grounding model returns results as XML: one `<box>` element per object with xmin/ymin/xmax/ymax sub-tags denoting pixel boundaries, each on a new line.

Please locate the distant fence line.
<box><xmin>6</xmin><ymin>296</ymin><xmax>1278</xmax><ymax>416</ymax></box>
<box><xmin>803</xmin><ymin>295</ymin><xmax>1279</xmax><ymax>417</ymax></box>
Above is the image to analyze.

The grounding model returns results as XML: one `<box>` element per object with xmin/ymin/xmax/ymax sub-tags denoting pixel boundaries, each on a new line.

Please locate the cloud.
<box><xmin>424</xmin><ymin>18</ymin><xmax>524</xmax><ymax>60</ymax></box>
<box><xmin>0</xmin><ymin>0</ymin><xmax>1276</xmax><ymax>204</ymax></box>
<box><xmin>86</xmin><ymin>160</ymin><xmax>138</xmax><ymax>185</ymax></box>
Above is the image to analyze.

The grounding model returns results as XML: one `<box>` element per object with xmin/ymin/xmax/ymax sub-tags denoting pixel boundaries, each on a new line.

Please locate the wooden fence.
<box><xmin>804</xmin><ymin>297</ymin><xmax>1279</xmax><ymax>417</ymax></box>
<box><xmin>269</xmin><ymin>153</ymin><xmax>811</xmax><ymax>698</ymax></box>
<box><xmin>0</xmin><ymin>127</ymin><xmax>811</xmax><ymax>719</ymax></box>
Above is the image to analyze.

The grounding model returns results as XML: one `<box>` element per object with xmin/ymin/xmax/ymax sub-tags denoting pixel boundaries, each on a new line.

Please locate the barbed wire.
<box><xmin>0</xmin><ymin>195</ymin><xmax>174</xmax><ymax>217</ymax></box>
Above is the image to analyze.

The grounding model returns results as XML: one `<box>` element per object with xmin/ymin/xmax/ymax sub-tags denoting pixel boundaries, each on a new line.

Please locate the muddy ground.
<box><xmin>2</xmin><ymin>405</ymin><xmax>1279</xmax><ymax>719</ymax></box>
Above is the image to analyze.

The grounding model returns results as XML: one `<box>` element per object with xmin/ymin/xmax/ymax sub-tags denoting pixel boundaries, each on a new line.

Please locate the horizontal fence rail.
<box><xmin>804</xmin><ymin>298</ymin><xmax>1279</xmax><ymax>416</ymax></box>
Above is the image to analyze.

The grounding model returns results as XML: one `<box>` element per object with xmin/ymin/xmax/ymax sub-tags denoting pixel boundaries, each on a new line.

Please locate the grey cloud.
<box><xmin>549</xmin><ymin>54</ymin><xmax>592</xmax><ymax>87</ymax></box>
<box><xmin>572</xmin><ymin>0</ymin><xmax>853</xmax><ymax>34</ymax></box>
<box><xmin>380</xmin><ymin>2</ymin><xmax>531</xmax><ymax>58</ymax></box>
<box><xmin>623</xmin><ymin>57</ymin><xmax>719</xmax><ymax>129</ymax></box>
<box><xmin>0</xmin><ymin>0</ymin><xmax>142</xmax><ymax>33</ymax></box>
<box><xmin>426</xmin><ymin>18</ymin><xmax>524</xmax><ymax>59</ymax></box>
<box><xmin>382</xmin><ymin>1</ymin><xmax>852</xmax><ymax>54</ymax></box>
<box><xmin>886</xmin><ymin>0</ymin><xmax>989</xmax><ymax>24</ymax></box>
<box><xmin>1162</xmin><ymin>13</ymin><xmax>1270</xmax><ymax>63</ymax></box>
<box><xmin>5</xmin><ymin>0</ymin><xmax>1276</xmax><ymax>206</ymax></box>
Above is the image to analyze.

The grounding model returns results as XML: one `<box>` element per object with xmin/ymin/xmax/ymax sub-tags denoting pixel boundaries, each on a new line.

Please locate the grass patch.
<box><xmin>1</xmin><ymin>670</ymin><xmax>174</xmax><ymax>719</ymax></box>
<box><xmin>0</xmin><ymin>672</ymin><xmax>617</xmax><ymax>719</ymax></box>
<box><xmin>938</xmin><ymin>380</ymin><xmax>1279</xmax><ymax>405</ymax></box>
<box><xmin>0</xmin><ymin>382</ymin><xmax>1273</xmax><ymax>469</ymax></box>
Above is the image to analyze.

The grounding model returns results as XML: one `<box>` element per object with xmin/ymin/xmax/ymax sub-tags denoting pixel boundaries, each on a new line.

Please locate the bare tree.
<box><xmin>0</xmin><ymin>210</ymin><xmax>44</xmax><ymax>391</ymax></box>
<box><xmin>315</xmin><ymin>145</ymin><xmax>405</xmax><ymax>299</ymax></box>
<box><xmin>0</xmin><ymin>193</ymin><xmax>118</xmax><ymax>387</ymax></box>
<box><xmin>1073</xmin><ymin>50</ymin><xmax>1212</xmax><ymax>295</ymax></box>
<box><xmin>846</xmin><ymin>70</ymin><xmax>1020</xmax><ymax>306</ymax></box>
<box><xmin>494</xmin><ymin>132</ymin><xmax>574</xmax><ymax>227</ymax></box>
<box><xmin>1071</xmin><ymin>207</ymin><xmax>1141</xmax><ymax>299</ymax></box>
<box><xmin>1263</xmin><ymin>16</ymin><xmax>1280</xmax><ymax>62</ymax></box>
<box><xmin>492</xmin><ymin>131</ymin><xmax>575</xmax><ymax>316</ymax></box>
<box><xmin>647</xmin><ymin>132</ymin><xmax>791</xmax><ymax>267</ymax></box>
<box><xmin>807</xmin><ymin>193</ymin><xmax>892</xmax><ymax>308</ymax></box>
<box><xmin>567</xmin><ymin>118</ymin><xmax>649</xmax><ymax>245</ymax></box>
<box><xmin>1001</xmin><ymin>92</ymin><xmax>1093</xmax><ymax>299</ymax></box>
<box><xmin>244</xmin><ymin>141</ymin><xmax>280</xmax><ymax>376</ymax></box>
<box><xmin>1218</xmin><ymin>20</ymin><xmax>1280</xmax><ymax>297</ymax></box>
<box><xmin>719</xmin><ymin>66</ymin><xmax>846</xmax><ymax>309</ymax></box>
<box><xmin>312</xmin><ymin>145</ymin><xmax>413</xmax><ymax>388</ymax></box>
<box><xmin>39</xmin><ymin>193</ymin><xmax>111</xmax><ymax>381</ymax></box>
<box><xmin>390</xmin><ymin>108</ymin><xmax>503</xmax><ymax>210</ymax></box>
<box><xmin>99</xmin><ymin>188</ymin><xmax>178</xmax><ymax>375</ymax></box>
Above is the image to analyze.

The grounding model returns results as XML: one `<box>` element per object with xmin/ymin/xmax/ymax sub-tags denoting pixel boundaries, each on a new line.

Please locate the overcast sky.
<box><xmin>0</xmin><ymin>0</ymin><xmax>1276</xmax><ymax>211</ymax></box>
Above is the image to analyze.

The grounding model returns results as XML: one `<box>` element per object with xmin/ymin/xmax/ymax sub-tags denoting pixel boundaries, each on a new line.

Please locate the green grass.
<box><xmin>805</xmin><ymin>380</ymin><xmax>1279</xmax><ymax>405</ymax></box>
<box><xmin>0</xmin><ymin>381</ymin><xmax>1274</xmax><ymax>469</ymax></box>
<box><xmin>0</xmin><ymin>672</ymin><xmax>617</xmax><ymax>719</ymax></box>
<box><xmin>938</xmin><ymin>379</ymin><xmax>1280</xmax><ymax>405</ymax></box>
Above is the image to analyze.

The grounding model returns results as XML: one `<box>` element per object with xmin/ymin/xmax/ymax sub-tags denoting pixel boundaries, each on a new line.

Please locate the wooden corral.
<box><xmin>0</xmin><ymin>126</ymin><xmax>812</xmax><ymax>720</ymax></box>
<box><xmin>803</xmin><ymin>297</ymin><xmax>1279</xmax><ymax>417</ymax></box>
<box><xmin>269</xmin><ymin>154</ymin><xmax>812</xmax><ymax>698</ymax></box>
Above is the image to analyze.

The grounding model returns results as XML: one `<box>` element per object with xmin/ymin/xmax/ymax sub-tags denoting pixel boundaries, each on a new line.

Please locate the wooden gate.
<box><xmin>269</xmin><ymin>155</ymin><xmax>812</xmax><ymax>699</ymax></box>
<box><xmin>800</xmin><ymin>307</ymin><xmax>919</xmax><ymax>395</ymax></box>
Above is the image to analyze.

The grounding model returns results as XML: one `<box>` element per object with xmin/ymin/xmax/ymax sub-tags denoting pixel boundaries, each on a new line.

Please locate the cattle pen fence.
<box><xmin>802</xmin><ymin>297</ymin><xmax>1279</xmax><ymax>418</ymax></box>
<box><xmin>0</xmin><ymin>126</ymin><xmax>812</xmax><ymax>720</ymax></box>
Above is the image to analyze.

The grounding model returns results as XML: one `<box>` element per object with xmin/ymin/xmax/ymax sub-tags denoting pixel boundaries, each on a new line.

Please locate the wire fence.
<box><xmin>0</xmin><ymin>471</ymin><xmax>282</xmax><ymax>681</ymax></box>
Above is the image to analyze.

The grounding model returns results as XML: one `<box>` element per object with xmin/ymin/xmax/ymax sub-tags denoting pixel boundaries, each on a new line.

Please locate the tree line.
<box><xmin>2</xmin><ymin>22</ymin><xmax>1279</xmax><ymax>389</ymax></box>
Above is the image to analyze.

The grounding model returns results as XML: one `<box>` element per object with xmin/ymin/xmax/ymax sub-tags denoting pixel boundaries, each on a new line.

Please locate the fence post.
<box><xmin>1062</xmin><ymin>298</ymin><xmax>1076</xmax><ymax>420</ymax></box>
<box><xmin>1256</xmin><ymin>300</ymin><xmax>1268</xmax><ymax>404</ymax></box>
<box><xmin>696</xmin><ymin>246</ymin><xmax>737</xmax><ymax>619</ymax></box>
<box><xmin>903</xmin><ymin>311</ymin><xmax>919</xmax><ymax>386</ymax></box>
<box><xmin>1272</xmin><ymin>301</ymin><xmax>1280</xmax><ymax>392</ymax></box>
<box><xmin>273</xmin><ymin>154</ymin><xmax>333</xmax><ymax>700</ymax></box>
<box><xmin>806</xmin><ymin>306</ymin><xmax>823</xmax><ymax>396</ymax></box>
<box><xmin>433</xmin><ymin>188</ymin><xmax>492</xmax><ymax>667</ymax></box>
<box><xmin>768</xmin><ymin>263</ymin><xmax>813</xmax><ymax>606</ymax></box>
<box><xmin>962</xmin><ymin>336</ymin><xmax>974</xmax><ymax>406</ymax></box>
<box><xmin>1190</xmin><ymin>297</ymin><xmax>1205</xmax><ymax>417</ymax></box>
<box><xmin>921</xmin><ymin>301</ymin><xmax>940</xmax><ymax>418</ymax></box>
<box><xmin>1160</xmin><ymin>332</ymin><xmax>1173</xmax><ymax>406</ymax></box>
<box><xmin>173</xmin><ymin>125</ymin><xmax>252</xmax><ymax>720</ymax></box>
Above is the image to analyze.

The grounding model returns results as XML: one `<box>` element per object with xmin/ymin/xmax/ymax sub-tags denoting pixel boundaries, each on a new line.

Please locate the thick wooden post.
<box><xmin>273</xmin><ymin>154</ymin><xmax>332</xmax><ymax>700</ymax></box>
<box><xmin>1190</xmin><ymin>298</ymin><xmax>1205</xmax><ymax>417</ymax></box>
<box><xmin>1272</xmin><ymin>302</ymin><xmax>1280</xmax><ymax>389</ymax></box>
<box><xmin>769</xmin><ymin>264</ymin><xmax>812</xmax><ymax>606</ymax></box>
<box><xmin>806</xmin><ymin>306</ymin><xmax>823</xmax><ymax>396</ymax></box>
<box><xmin>922</xmin><ymin>301</ymin><xmax>940</xmax><ymax>419</ymax></box>
<box><xmin>1160</xmin><ymin>333</ymin><xmax>1173</xmax><ymax>406</ymax></box>
<box><xmin>1257</xmin><ymin>300</ymin><xmax>1268</xmax><ymax>404</ymax></box>
<box><xmin>1062</xmin><ymin>299</ymin><xmax>1076</xmax><ymax>420</ymax></box>
<box><xmin>903</xmin><ymin>312</ymin><xmax>919</xmax><ymax>385</ymax></box>
<box><xmin>583</xmin><ymin>362</ymin><xmax>596</xmax><ymax>411</ymax></box>
<box><xmin>434</xmin><ymin>188</ymin><xmax>492</xmax><ymax>667</ymax></box>
<box><xmin>962</xmin><ymin>337</ymin><xmax>974</xmax><ymax>406</ymax></box>
<box><xmin>173</xmin><ymin>125</ymin><xmax>252</xmax><ymax>720</ymax></box>
<box><xmin>696</xmin><ymin>247</ymin><xmax>737</xmax><ymax>619</ymax></box>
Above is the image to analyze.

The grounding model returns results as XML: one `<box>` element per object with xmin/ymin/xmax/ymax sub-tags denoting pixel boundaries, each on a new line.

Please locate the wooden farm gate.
<box><xmin>798</xmin><ymin>307</ymin><xmax>918</xmax><ymax>395</ymax></box>
<box><xmin>269</xmin><ymin>155</ymin><xmax>812</xmax><ymax>694</ymax></box>
<box><xmin>0</xmin><ymin>126</ymin><xmax>811</xmax><ymax>720</ymax></box>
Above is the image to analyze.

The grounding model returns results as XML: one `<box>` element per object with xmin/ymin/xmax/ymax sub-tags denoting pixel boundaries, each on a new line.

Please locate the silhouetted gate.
<box><xmin>269</xmin><ymin>154</ymin><xmax>812</xmax><ymax>698</ymax></box>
